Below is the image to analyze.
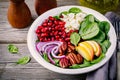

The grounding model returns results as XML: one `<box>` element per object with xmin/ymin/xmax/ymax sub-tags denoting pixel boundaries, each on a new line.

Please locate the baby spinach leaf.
<box><xmin>69</xmin><ymin>7</ymin><xmax>81</xmax><ymax>14</ymax></box>
<box><xmin>16</xmin><ymin>56</ymin><xmax>31</xmax><ymax>65</ymax></box>
<box><xmin>99</xmin><ymin>43</ymin><xmax>107</xmax><ymax>53</ymax></box>
<box><xmin>80</xmin><ymin>22</ymin><xmax>100</xmax><ymax>40</ymax></box>
<box><xmin>91</xmin><ymin>53</ymin><xmax>105</xmax><ymax>64</ymax></box>
<box><xmin>102</xmin><ymin>40</ymin><xmax>111</xmax><ymax>50</ymax></box>
<box><xmin>8</xmin><ymin>44</ymin><xmax>18</xmax><ymax>54</ymax></box>
<box><xmin>91</xmin><ymin>30</ymin><xmax>105</xmax><ymax>43</ymax></box>
<box><xmin>85</xmin><ymin>14</ymin><xmax>95</xmax><ymax>23</ymax></box>
<box><xmin>70</xmin><ymin>32</ymin><xmax>80</xmax><ymax>46</ymax></box>
<box><xmin>99</xmin><ymin>21</ymin><xmax>110</xmax><ymax>34</ymax></box>
<box><xmin>43</xmin><ymin>53</ymin><xmax>50</xmax><ymax>62</ymax></box>
<box><xmin>60</xmin><ymin>11</ymin><xmax>69</xmax><ymax>15</ymax></box>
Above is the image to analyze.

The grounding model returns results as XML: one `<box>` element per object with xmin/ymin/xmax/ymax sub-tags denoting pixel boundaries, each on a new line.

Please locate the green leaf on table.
<box><xmin>8</xmin><ymin>44</ymin><xmax>18</xmax><ymax>54</ymax></box>
<box><xmin>70</xmin><ymin>32</ymin><xmax>80</xmax><ymax>46</ymax></box>
<box><xmin>16</xmin><ymin>56</ymin><xmax>31</xmax><ymax>65</ymax></box>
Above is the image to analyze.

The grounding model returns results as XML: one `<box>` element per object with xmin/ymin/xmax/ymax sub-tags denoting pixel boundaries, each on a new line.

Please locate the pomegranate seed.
<box><xmin>48</xmin><ymin>27</ymin><xmax>52</xmax><ymax>31</ymax></box>
<box><xmin>55</xmin><ymin>26</ymin><xmax>59</xmax><ymax>30</ymax></box>
<box><xmin>48</xmin><ymin>22</ymin><xmax>53</xmax><ymax>26</ymax></box>
<box><xmin>55</xmin><ymin>35</ymin><xmax>59</xmax><ymax>39</ymax></box>
<box><xmin>41</xmin><ymin>33</ymin><xmax>48</xmax><ymax>37</ymax></box>
<box><xmin>37</xmin><ymin>34</ymin><xmax>41</xmax><ymax>37</ymax></box>
<box><xmin>68</xmin><ymin>42</ymin><xmax>71</xmax><ymax>45</ymax></box>
<box><xmin>49</xmin><ymin>16</ymin><xmax>55</xmax><ymax>21</ymax></box>
<box><xmin>39</xmin><ymin>38</ymin><xmax>43</xmax><ymax>41</ymax></box>
<box><xmin>58</xmin><ymin>32</ymin><xmax>62</xmax><ymax>35</ymax></box>
<box><xmin>59</xmin><ymin>21</ymin><xmax>65</xmax><ymax>25</ymax></box>
<box><xmin>41</xmin><ymin>28</ymin><xmax>46</xmax><ymax>32</ymax></box>
<box><xmin>36</xmin><ymin>29</ymin><xmax>40</xmax><ymax>34</ymax></box>
<box><xmin>54</xmin><ymin>31</ymin><xmax>58</xmax><ymax>35</ymax></box>
<box><xmin>52</xmin><ymin>28</ymin><xmax>55</xmax><ymax>31</ymax></box>
<box><xmin>54</xmin><ymin>20</ymin><xmax>58</xmax><ymax>25</ymax></box>
<box><xmin>42</xmin><ymin>23</ymin><xmax>47</xmax><ymax>27</ymax></box>
<box><xmin>65</xmin><ymin>37</ymin><xmax>70</xmax><ymax>41</ymax></box>
<box><xmin>38</xmin><ymin>26</ymin><xmax>43</xmax><ymax>29</ymax></box>
<box><xmin>51</xmin><ymin>37</ymin><xmax>55</xmax><ymax>41</ymax></box>
<box><xmin>47</xmin><ymin>38</ymin><xmax>51</xmax><ymax>41</ymax></box>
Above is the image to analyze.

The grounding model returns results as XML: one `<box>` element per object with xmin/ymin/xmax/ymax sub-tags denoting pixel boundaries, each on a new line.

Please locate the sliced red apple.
<box><xmin>87</xmin><ymin>41</ymin><xmax>101</xmax><ymax>57</ymax></box>
<box><xmin>76</xmin><ymin>46</ymin><xmax>92</xmax><ymax>61</ymax></box>
<box><xmin>78</xmin><ymin>41</ymin><xmax>94</xmax><ymax>60</ymax></box>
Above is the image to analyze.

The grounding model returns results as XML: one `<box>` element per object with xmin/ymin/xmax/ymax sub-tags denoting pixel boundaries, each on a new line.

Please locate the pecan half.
<box><xmin>67</xmin><ymin>44</ymin><xmax>75</xmax><ymax>52</ymax></box>
<box><xmin>67</xmin><ymin>52</ymin><xmax>83</xmax><ymax>65</ymax></box>
<box><xmin>59</xmin><ymin>57</ymin><xmax>69</xmax><ymax>68</ymax></box>
<box><xmin>58</xmin><ymin>42</ymin><xmax>67</xmax><ymax>55</ymax></box>
<box><xmin>76</xmin><ymin>53</ymin><xmax>83</xmax><ymax>64</ymax></box>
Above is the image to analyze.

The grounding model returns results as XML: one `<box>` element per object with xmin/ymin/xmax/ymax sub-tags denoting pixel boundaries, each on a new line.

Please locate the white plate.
<box><xmin>27</xmin><ymin>5</ymin><xmax>117</xmax><ymax>74</ymax></box>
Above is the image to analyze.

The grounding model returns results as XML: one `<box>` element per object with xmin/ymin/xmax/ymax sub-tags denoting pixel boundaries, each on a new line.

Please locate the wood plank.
<box><xmin>0</xmin><ymin>68</ymin><xmax>86</xmax><ymax>80</ymax></box>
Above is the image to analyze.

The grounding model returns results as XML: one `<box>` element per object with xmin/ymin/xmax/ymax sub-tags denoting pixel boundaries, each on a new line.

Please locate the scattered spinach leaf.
<box><xmin>16</xmin><ymin>56</ymin><xmax>31</xmax><ymax>65</ymax></box>
<box><xmin>70</xmin><ymin>32</ymin><xmax>80</xmax><ymax>46</ymax></box>
<box><xmin>8</xmin><ymin>44</ymin><xmax>18</xmax><ymax>54</ymax></box>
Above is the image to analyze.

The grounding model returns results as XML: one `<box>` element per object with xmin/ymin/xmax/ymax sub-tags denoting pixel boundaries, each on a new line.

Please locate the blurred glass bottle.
<box><xmin>35</xmin><ymin>0</ymin><xmax>57</xmax><ymax>15</ymax></box>
<box><xmin>78</xmin><ymin>0</ymin><xmax>119</xmax><ymax>14</ymax></box>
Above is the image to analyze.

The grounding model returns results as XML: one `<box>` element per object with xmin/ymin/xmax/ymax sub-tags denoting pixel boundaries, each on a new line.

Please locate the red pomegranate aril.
<box><xmin>62</xmin><ymin>33</ymin><xmax>66</xmax><ymax>38</ymax></box>
<box><xmin>54</xmin><ymin>31</ymin><xmax>58</xmax><ymax>35</ymax></box>
<box><xmin>48</xmin><ymin>22</ymin><xmax>53</xmax><ymax>26</ymax></box>
<box><xmin>42</xmin><ymin>22</ymin><xmax>48</xmax><ymax>27</ymax></box>
<box><xmin>67</xmin><ymin>33</ymin><xmax>70</xmax><ymax>37</ymax></box>
<box><xmin>58</xmin><ymin>21</ymin><xmax>65</xmax><ymax>25</ymax></box>
<box><xmin>68</xmin><ymin>42</ymin><xmax>71</xmax><ymax>45</ymax></box>
<box><xmin>47</xmin><ymin>38</ymin><xmax>51</xmax><ymax>41</ymax></box>
<box><xmin>37</xmin><ymin>34</ymin><xmax>41</xmax><ymax>37</ymax></box>
<box><xmin>38</xmin><ymin>26</ymin><xmax>43</xmax><ymax>29</ymax></box>
<box><xmin>41</xmin><ymin>28</ymin><xmax>46</xmax><ymax>32</ymax></box>
<box><xmin>54</xmin><ymin>20</ymin><xmax>58</xmax><ymax>25</ymax></box>
<box><xmin>39</xmin><ymin>38</ymin><xmax>43</xmax><ymax>41</ymax></box>
<box><xmin>36</xmin><ymin>29</ymin><xmax>40</xmax><ymax>34</ymax></box>
<box><xmin>49</xmin><ymin>16</ymin><xmax>55</xmax><ymax>21</ymax></box>
<box><xmin>65</xmin><ymin>37</ymin><xmax>70</xmax><ymax>41</ymax></box>
<box><xmin>58</xmin><ymin>32</ymin><xmax>62</xmax><ymax>35</ymax></box>
<box><xmin>55</xmin><ymin>35</ymin><xmax>59</xmax><ymax>39</ymax></box>
<box><xmin>41</xmin><ymin>33</ymin><xmax>48</xmax><ymax>37</ymax></box>
<box><xmin>51</xmin><ymin>37</ymin><xmax>55</xmax><ymax>41</ymax></box>
<box><xmin>52</xmin><ymin>28</ymin><xmax>55</xmax><ymax>31</ymax></box>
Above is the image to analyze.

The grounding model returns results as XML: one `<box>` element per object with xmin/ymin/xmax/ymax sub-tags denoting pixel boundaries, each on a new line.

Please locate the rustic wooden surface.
<box><xmin>0</xmin><ymin>0</ymin><xmax>120</xmax><ymax>80</ymax></box>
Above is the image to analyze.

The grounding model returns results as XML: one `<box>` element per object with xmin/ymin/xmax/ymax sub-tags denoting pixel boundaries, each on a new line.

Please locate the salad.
<box><xmin>35</xmin><ymin>7</ymin><xmax>111</xmax><ymax>69</ymax></box>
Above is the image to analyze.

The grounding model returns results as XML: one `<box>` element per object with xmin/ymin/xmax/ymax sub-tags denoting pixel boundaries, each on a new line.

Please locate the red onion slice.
<box><xmin>51</xmin><ymin>46</ymin><xmax>65</xmax><ymax>59</ymax></box>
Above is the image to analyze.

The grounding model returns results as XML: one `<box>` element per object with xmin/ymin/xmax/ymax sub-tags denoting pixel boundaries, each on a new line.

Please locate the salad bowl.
<box><xmin>27</xmin><ymin>5</ymin><xmax>117</xmax><ymax>74</ymax></box>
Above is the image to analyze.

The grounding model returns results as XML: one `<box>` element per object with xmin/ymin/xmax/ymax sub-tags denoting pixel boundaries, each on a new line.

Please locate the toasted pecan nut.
<box><xmin>67</xmin><ymin>52</ymin><xmax>83</xmax><ymax>65</ymax></box>
<box><xmin>67</xmin><ymin>45</ymin><xmax>75</xmax><ymax>52</ymax></box>
<box><xmin>58</xmin><ymin>42</ymin><xmax>67</xmax><ymax>55</ymax></box>
<box><xmin>68</xmin><ymin>45</ymin><xmax>75</xmax><ymax>51</ymax></box>
<box><xmin>67</xmin><ymin>52</ymin><xmax>77</xmax><ymax>65</ymax></box>
<box><xmin>61</xmin><ymin>42</ymin><xmax>67</xmax><ymax>51</ymax></box>
<box><xmin>76</xmin><ymin>53</ymin><xmax>83</xmax><ymax>64</ymax></box>
<box><xmin>59</xmin><ymin>57</ymin><xmax>69</xmax><ymax>68</ymax></box>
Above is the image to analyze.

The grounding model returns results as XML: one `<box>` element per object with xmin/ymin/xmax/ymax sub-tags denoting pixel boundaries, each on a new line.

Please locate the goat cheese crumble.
<box><xmin>60</xmin><ymin>12</ymin><xmax>87</xmax><ymax>32</ymax></box>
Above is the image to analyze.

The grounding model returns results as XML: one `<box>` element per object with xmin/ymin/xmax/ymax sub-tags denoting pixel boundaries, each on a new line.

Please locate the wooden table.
<box><xmin>0</xmin><ymin>0</ymin><xmax>120</xmax><ymax>80</ymax></box>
